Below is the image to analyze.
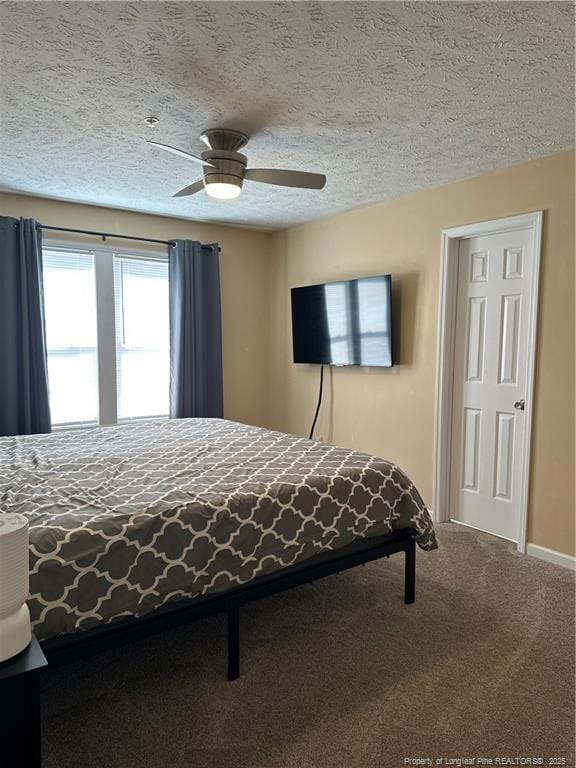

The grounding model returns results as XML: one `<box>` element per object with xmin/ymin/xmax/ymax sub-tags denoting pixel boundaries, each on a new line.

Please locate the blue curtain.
<box><xmin>0</xmin><ymin>217</ymin><xmax>51</xmax><ymax>436</ymax></box>
<box><xmin>168</xmin><ymin>240</ymin><xmax>223</xmax><ymax>419</ymax></box>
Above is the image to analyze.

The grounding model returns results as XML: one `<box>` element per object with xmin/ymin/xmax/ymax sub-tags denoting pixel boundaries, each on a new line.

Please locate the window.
<box><xmin>42</xmin><ymin>245</ymin><xmax>170</xmax><ymax>427</ymax></box>
<box><xmin>114</xmin><ymin>257</ymin><xmax>169</xmax><ymax>420</ymax></box>
<box><xmin>43</xmin><ymin>250</ymin><xmax>99</xmax><ymax>426</ymax></box>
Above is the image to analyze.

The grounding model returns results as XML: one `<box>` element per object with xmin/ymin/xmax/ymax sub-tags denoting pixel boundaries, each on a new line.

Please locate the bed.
<box><xmin>0</xmin><ymin>418</ymin><xmax>436</xmax><ymax>675</ymax></box>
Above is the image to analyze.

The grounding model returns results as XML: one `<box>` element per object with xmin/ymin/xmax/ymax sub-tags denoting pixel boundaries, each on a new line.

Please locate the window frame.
<box><xmin>43</xmin><ymin>238</ymin><xmax>169</xmax><ymax>431</ymax></box>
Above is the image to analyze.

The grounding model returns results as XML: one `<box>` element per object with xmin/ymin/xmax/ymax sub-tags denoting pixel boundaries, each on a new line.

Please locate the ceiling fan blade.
<box><xmin>245</xmin><ymin>168</ymin><xmax>326</xmax><ymax>190</ymax></box>
<box><xmin>173</xmin><ymin>180</ymin><xmax>205</xmax><ymax>197</ymax></box>
<box><xmin>148</xmin><ymin>140</ymin><xmax>214</xmax><ymax>168</ymax></box>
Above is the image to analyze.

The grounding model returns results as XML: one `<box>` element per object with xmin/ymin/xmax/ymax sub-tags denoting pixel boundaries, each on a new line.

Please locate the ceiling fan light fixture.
<box><xmin>204</xmin><ymin>179</ymin><xmax>242</xmax><ymax>200</ymax></box>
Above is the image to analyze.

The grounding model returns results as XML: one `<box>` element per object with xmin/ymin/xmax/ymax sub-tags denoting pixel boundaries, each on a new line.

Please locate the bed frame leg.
<box><xmin>227</xmin><ymin>607</ymin><xmax>240</xmax><ymax>681</ymax></box>
<box><xmin>404</xmin><ymin>538</ymin><xmax>416</xmax><ymax>605</ymax></box>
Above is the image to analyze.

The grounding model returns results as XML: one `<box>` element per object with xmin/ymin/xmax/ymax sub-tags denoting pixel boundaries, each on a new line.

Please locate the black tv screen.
<box><xmin>291</xmin><ymin>275</ymin><xmax>393</xmax><ymax>367</ymax></box>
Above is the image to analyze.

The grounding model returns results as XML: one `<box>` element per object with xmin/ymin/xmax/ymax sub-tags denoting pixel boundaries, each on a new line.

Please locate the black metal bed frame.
<box><xmin>41</xmin><ymin>529</ymin><xmax>416</xmax><ymax>681</ymax></box>
<box><xmin>1</xmin><ymin>530</ymin><xmax>415</xmax><ymax>768</ymax></box>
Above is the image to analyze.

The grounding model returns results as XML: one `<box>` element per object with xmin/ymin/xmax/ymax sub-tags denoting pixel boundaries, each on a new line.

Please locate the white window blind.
<box><xmin>113</xmin><ymin>256</ymin><xmax>170</xmax><ymax>420</ymax></box>
<box><xmin>43</xmin><ymin>249</ymin><xmax>99</xmax><ymax>426</ymax></box>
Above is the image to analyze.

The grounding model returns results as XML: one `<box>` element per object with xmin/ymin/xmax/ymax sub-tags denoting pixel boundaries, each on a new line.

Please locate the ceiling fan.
<box><xmin>148</xmin><ymin>128</ymin><xmax>327</xmax><ymax>201</ymax></box>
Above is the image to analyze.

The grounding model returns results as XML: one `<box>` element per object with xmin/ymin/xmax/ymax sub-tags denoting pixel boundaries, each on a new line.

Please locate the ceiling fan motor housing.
<box><xmin>201</xmin><ymin>149</ymin><xmax>247</xmax><ymax>192</ymax></box>
<box><xmin>200</xmin><ymin>129</ymin><xmax>249</xmax><ymax>152</ymax></box>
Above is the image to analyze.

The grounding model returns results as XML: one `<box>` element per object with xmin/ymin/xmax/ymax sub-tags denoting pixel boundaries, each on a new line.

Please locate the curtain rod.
<box><xmin>30</xmin><ymin>223</ymin><xmax>221</xmax><ymax>252</ymax></box>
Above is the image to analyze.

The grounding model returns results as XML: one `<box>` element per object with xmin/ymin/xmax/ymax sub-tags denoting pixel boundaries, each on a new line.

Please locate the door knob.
<box><xmin>514</xmin><ymin>400</ymin><xmax>525</xmax><ymax>411</ymax></box>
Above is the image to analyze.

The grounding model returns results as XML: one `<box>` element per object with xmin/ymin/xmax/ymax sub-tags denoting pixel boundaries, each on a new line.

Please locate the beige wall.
<box><xmin>268</xmin><ymin>151</ymin><xmax>575</xmax><ymax>557</ymax></box>
<box><xmin>0</xmin><ymin>193</ymin><xmax>272</xmax><ymax>429</ymax></box>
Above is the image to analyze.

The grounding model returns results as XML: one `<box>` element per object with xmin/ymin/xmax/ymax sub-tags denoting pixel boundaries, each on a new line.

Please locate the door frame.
<box><xmin>432</xmin><ymin>211</ymin><xmax>543</xmax><ymax>553</ymax></box>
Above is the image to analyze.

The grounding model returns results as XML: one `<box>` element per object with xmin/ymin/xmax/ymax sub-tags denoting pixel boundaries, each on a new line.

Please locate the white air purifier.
<box><xmin>0</xmin><ymin>514</ymin><xmax>31</xmax><ymax>663</ymax></box>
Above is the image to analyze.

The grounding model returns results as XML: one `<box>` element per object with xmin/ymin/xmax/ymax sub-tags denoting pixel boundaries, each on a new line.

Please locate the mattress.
<box><xmin>0</xmin><ymin>418</ymin><xmax>437</xmax><ymax>640</ymax></box>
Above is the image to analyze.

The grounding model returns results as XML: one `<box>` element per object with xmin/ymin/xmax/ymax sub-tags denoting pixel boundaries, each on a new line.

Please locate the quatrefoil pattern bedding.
<box><xmin>0</xmin><ymin>419</ymin><xmax>437</xmax><ymax>640</ymax></box>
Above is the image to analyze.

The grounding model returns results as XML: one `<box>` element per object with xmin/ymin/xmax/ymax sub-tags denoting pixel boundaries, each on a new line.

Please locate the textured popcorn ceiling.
<box><xmin>0</xmin><ymin>1</ymin><xmax>573</xmax><ymax>230</ymax></box>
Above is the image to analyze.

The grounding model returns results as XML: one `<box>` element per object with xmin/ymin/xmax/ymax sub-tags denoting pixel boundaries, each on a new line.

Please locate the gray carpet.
<box><xmin>41</xmin><ymin>523</ymin><xmax>575</xmax><ymax>768</ymax></box>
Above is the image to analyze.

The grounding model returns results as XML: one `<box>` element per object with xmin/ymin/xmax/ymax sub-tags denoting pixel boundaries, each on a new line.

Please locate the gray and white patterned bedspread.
<box><xmin>0</xmin><ymin>418</ymin><xmax>437</xmax><ymax>640</ymax></box>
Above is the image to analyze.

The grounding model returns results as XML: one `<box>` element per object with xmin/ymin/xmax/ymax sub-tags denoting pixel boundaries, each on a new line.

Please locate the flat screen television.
<box><xmin>291</xmin><ymin>274</ymin><xmax>393</xmax><ymax>367</ymax></box>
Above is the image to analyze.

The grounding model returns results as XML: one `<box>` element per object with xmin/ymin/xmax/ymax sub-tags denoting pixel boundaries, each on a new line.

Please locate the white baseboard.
<box><xmin>526</xmin><ymin>543</ymin><xmax>576</xmax><ymax>571</ymax></box>
<box><xmin>432</xmin><ymin>517</ymin><xmax>575</xmax><ymax>570</ymax></box>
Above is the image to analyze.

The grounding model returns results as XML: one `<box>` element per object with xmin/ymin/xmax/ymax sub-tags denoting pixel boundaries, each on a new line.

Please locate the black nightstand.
<box><xmin>0</xmin><ymin>635</ymin><xmax>47</xmax><ymax>768</ymax></box>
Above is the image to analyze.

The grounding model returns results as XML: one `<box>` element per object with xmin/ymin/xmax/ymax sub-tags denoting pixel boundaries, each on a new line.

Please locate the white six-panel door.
<box><xmin>450</xmin><ymin>228</ymin><xmax>535</xmax><ymax>542</ymax></box>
